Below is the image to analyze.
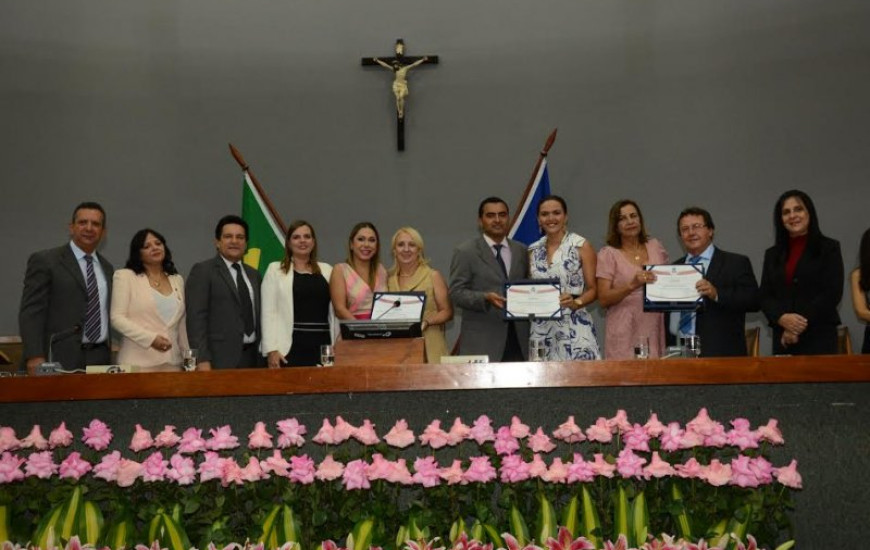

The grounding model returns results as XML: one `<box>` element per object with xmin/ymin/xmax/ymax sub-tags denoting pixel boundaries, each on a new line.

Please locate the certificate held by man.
<box><xmin>643</xmin><ymin>264</ymin><xmax>704</xmax><ymax>311</ymax></box>
<box><xmin>504</xmin><ymin>279</ymin><xmax>562</xmax><ymax>319</ymax></box>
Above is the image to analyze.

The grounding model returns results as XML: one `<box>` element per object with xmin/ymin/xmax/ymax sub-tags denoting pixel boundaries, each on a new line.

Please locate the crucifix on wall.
<box><xmin>362</xmin><ymin>39</ymin><xmax>439</xmax><ymax>151</ymax></box>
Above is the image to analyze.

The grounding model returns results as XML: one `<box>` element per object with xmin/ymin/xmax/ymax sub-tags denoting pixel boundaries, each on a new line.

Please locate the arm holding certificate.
<box><xmin>643</xmin><ymin>264</ymin><xmax>704</xmax><ymax>311</ymax></box>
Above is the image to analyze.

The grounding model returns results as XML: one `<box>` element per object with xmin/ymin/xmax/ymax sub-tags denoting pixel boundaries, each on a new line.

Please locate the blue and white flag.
<box><xmin>508</xmin><ymin>158</ymin><xmax>552</xmax><ymax>246</ymax></box>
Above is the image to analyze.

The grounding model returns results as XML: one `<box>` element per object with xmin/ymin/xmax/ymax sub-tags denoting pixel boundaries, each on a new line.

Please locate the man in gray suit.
<box><xmin>449</xmin><ymin>196</ymin><xmax>530</xmax><ymax>362</ymax></box>
<box><xmin>19</xmin><ymin>202</ymin><xmax>114</xmax><ymax>374</ymax></box>
<box><xmin>185</xmin><ymin>215</ymin><xmax>263</xmax><ymax>369</ymax></box>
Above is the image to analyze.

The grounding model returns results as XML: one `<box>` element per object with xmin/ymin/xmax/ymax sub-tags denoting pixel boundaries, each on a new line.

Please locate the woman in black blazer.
<box><xmin>760</xmin><ymin>190</ymin><xmax>844</xmax><ymax>355</ymax></box>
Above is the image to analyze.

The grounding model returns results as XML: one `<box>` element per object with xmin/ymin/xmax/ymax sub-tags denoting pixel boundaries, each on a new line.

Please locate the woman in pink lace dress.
<box><xmin>330</xmin><ymin>222</ymin><xmax>388</xmax><ymax>320</ymax></box>
<box><xmin>596</xmin><ymin>200</ymin><xmax>669</xmax><ymax>359</ymax></box>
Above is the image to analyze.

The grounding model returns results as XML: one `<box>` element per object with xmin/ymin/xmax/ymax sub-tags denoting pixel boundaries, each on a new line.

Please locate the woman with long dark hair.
<box><xmin>760</xmin><ymin>190</ymin><xmax>844</xmax><ymax>354</ymax></box>
<box><xmin>111</xmin><ymin>228</ymin><xmax>188</xmax><ymax>371</ymax></box>
<box><xmin>850</xmin><ymin>227</ymin><xmax>870</xmax><ymax>354</ymax></box>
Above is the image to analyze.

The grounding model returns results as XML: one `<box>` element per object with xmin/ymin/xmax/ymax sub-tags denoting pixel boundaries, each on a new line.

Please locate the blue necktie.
<box><xmin>678</xmin><ymin>256</ymin><xmax>702</xmax><ymax>335</ymax></box>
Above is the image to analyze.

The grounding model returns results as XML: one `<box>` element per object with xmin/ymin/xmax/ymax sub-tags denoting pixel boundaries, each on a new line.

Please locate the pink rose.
<box><xmin>499</xmin><ymin>454</ymin><xmax>530</xmax><ymax>483</ymax></box>
<box><xmin>313</xmin><ymin>419</ymin><xmax>337</xmax><ymax>445</ymax></box>
<box><xmin>82</xmin><ymin>419</ymin><xmax>113</xmax><ymax>451</ymax></box>
<box><xmin>198</xmin><ymin>451</ymin><xmax>226</xmax><ymax>482</ymax></box>
<box><xmin>59</xmin><ymin>452</ymin><xmax>92</xmax><ymax>480</ymax></box>
<box><xmin>141</xmin><ymin>451</ymin><xmax>168</xmax><ymax>482</ymax></box>
<box><xmin>116</xmin><ymin>459</ymin><xmax>142</xmax><ymax>487</ymax></box>
<box><xmin>0</xmin><ymin>452</ymin><xmax>25</xmax><ymax>483</ymax></box>
<box><xmin>660</xmin><ymin>422</ymin><xmax>685</xmax><ymax>452</ymax></box>
<box><xmin>729</xmin><ymin>455</ymin><xmax>759</xmax><ymax>488</ymax></box>
<box><xmin>129</xmin><ymin>424</ymin><xmax>154</xmax><ymax>453</ymax></box>
<box><xmin>385</xmin><ymin>419</ymin><xmax>416</xmax><ymax>448</ymax></box>
<box><xmin>774</xmin><ymin>459</ymin><xmax>802</xmax><ymax>489</ymax></box>
<box><xmin>248</xmin><ymin>422</ymin><xmax>274</xmax><ymax>449</ymax></box>
<box><xmin>528</xmin><ymin>427</ymin><xmax>556</xmax><ymax>453</ymax></box>
<box><xmin>367</xmin><ymin>453</ymin><xmax>393</xmax><ymax>481</ymax></box>
<box><xmin>353</xmin><ymin>419</ymin><xmax>381</xmax><ymax>446</ymax></box>
<box><xmin>756</xmin><ymin>419</ymin><xmax>784</xmax><ymax>445</ymax></box>
<box><xmin>447</xmin><ymin>418</ymin><xmax>471</xmax><ymax>445</ymax></box>
<box><xmin>679</xmin><ymin>430</ymin><xmax>705</xmax><ymax>449</ymax></box>
<box><xmin>178</xmin><ymin>428</ymin><xmax>207</xmax><ymax>454</ymax></box>
<box><xmin>585</xmin><ymin>418</ymin><xmax>612</xmax><ymax>443</ymax></box>
<box><xmin>493</xmin><ymin>426</ymin><xmax>519</xmax><ymax>456</ymax></box>
<box><xmin>342</xmin><ymin>459</ymin><xmax>371</xmax><ymax>490</ymax></box>
<box><xmin>166</xmin><ymin>454</ymin><xmax>197</xmax><ymax>485</ymax></box>
<box><xmin>703</xmin><ymin>423</ymin><xmax>728</xmax><ymax>448</ymax></box>
<box><xmin>20</xmin><ymin>425</ymin><xmax>48</xmax><ymax>450</ymax></box>
<box><xmin>439</xmin><ymin>459</ymin><xmax>464</xmax><ymax>485</ymax></box>
<box><xmin>589</xmin><ymin>453</ymin><xmax>616</xmax><ymax>479</ymax></box>
<box><xmin>607</xmin><ymin>410</ymin><xmax>632</xmax><ymax>434</ymax></box>
<box><xmin>622</xmin><ymin>424</ymin><xmax>650</xmax><ymax>452</ymax></box>
<box><xmin>748</xmin><ymin>456</ymin><xmax>774</xmax><ymax>485</ymax></box>
<box><xmin>727</xmin><ymin>418</ymin><xmax>760</xmax><ymax>451</ymax></box>
<box><xmin>0</xmin><ymin>427</ymin><xmax>20</xmax><ymax>452</ymax></box>
<box><xmin>462</xmin><ymin>456</ymin><xmax>497</xmax><ymax>483</ymax></box>
<box><xmin>700</xmin><ymin>459</ymin><xmax>732</xmax><ymax>487</ymax></box>
<box><xmin>616</xmin><ymin>449</ymin><xmax>646</xmax><ymax>479</ymax></box>
<box><xmin>469</xmin><ymin>415</ymin><xmax>496</xmax><ymax>445</ymax></box>
<box><xmin>644</xmin><ymin>413</ymin><xmax>666</xmax><ymax>438</ymax></box>
<box><xmin>412</xmin><ymin>456</ymin><xmax>441</xmax><ymax>487</ymax></box>
<box><xmin>527</xmin><ymin>454</ymin><xmax>548</xmax><ymax>479</ymax></box>
<box><xmin>686</xmin><ymin>408</ymin><xmax>718</xmax><ymax>437</ymax></box>
<box><xmin>385</xmin><ymin>458</ymin><xmax>413</xmax><ymax>485</ymax></box>
<box><xmin>542</xmin><ymin>457</ymin><xmax>569</xmax><ymax>483</ymax></box>
<box><xmin>25</xmin><ymin>450</ymin><xmax>58</xmax><ymax>479</ymax></box>
<box><xmin>289</xmin><ymin>455</ymin><xmax>316</xmax><ymax>484</ymax></box>
<box><xmin>262</xmin><ymin>450</ymin><xmax>291</xmax><ymax>477</ymax></box>
<box><xmin>552</xmin><ymin>416</ymin><xmax>585</xmax><ymax>443</ymax></box>
<box><xmin>240</xmin><ymin>457</ymin><xmax>266</xmax><ymax>482</ymax></box>
<box><xmin>220</xmin><ymin>457</ymin><xmax>244</xmax><ymax>487</ymax></box>
<box><xmin>48</xmin><ymin>422</ymin><xmax>73</xmax><ymax>448</ymax></box>
<box><xmin>420</xmin><ymin>420</ymin><xmax>450</xmax><ymax>450</ymax></box>
<box><xmin>276</xmin><ymin>418</ymin><xmax>307</xmax><ymax>448</ymax></box>
<box><xmin>154</xmin><ymin>425</ymin><xmax>181</xmax><ymax>448</ymax></box>
<box><xmin>315</xmin><ymin>454</ymin><xmax>344</xmax><ymax>481</ymax></box>
<box><xmin>566</xmin><ymin>453</ymin><xmax>595</xmax><ymax>483</ymax></box>
<box><xmin>675</xmin><ymin>457</ymin><xmax>703</xmax><ymax>480</ymax></box>
<box><xmin>206</xmin><ymin>425</ymin><xmax>239</xmax><ymax>451</ymax></box>
<box><xmin>93</xmin><ymin>451</ymin><xmax>122</xmax><ymax>482</ymax></box>
<box><xmin>333</xmin><ymin>416</ymin><xmax>356</xmax><ymax>444</ymax></box>
<box><xmin>643</xmin><ymin>452</ymin><xmax>675</xmax><ymax>479</ymax></box>
<box><xmin>509</xmin><ymin>416</ymin><xmax>530</xmax><ymax>439</ymax></box>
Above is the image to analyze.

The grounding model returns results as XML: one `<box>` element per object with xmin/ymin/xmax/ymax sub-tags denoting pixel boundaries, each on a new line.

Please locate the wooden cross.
<box><xmin>362</xmin><ymin>39</ymin><xmax>439</xmax><ymax>151</ymax></box>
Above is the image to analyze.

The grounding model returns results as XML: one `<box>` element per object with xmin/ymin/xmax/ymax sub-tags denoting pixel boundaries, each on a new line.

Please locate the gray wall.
<box><xmin>2</xmin><ymin>0</ymin><xmax>869</xmax><ymax>354</ymax></box>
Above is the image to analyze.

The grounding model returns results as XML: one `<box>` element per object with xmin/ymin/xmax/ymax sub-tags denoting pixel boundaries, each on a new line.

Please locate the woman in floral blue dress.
<box><xmin>528</xmin><ymin>195</ymin><xmax>601</xmax><ymax>360</ymax></box>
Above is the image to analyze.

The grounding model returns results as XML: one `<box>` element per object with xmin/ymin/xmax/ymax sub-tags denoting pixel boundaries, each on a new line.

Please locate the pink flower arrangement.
<box><xmin>385</xmin><ymin>419</ymin><xmax>416</xmax><ymax>448</ymax></box>
<box><xmin>81</xmin><ymin>418</ymin><xmax>113</xmax><ymax>450</ymax></box>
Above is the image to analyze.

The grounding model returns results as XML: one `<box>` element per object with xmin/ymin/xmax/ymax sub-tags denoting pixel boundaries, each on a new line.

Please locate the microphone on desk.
<box><xmin>35</xmin><ymin>325</ymin><xmax>81</xmax><ymax>375</ymax></box>
<box><xmin>374</xmin><ymin>300</ymin><xmax>402</xmax><ymax>320</ymax></box>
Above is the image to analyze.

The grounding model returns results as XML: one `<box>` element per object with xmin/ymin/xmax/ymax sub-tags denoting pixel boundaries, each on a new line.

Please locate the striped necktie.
<box><xmin>83</xmin><ymin>255</ymin><xmax>102</xmax><ymax>342</ymax></box>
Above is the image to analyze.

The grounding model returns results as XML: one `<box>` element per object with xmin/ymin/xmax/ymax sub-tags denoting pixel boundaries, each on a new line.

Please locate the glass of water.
<box><xmin>320</xmin><ymin>344</ymin><xmax>335</xmax><ymax>367</ymax></box>
<box><xmin>684</xmin><ymin>335</ymin><xmax>702</xmax><ymax>358</ymax></box>
<box><xmin>634</xmin><ymin>337</ymin><xmax>650</xmax><ymax>359</ymax></box>
<box><xmin>182</xmin><ymin>348</ymin><xmax>197</xmax><ymax>372</ymax></box>
<box><xmin>528</xmin><ymin>338</ymin><xmax>546</xmax><ymax>362</ymax></box>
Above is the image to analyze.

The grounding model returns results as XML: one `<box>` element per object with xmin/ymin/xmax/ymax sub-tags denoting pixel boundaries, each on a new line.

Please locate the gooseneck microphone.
<box><xmin>35</xmin><ymin>325</ymin><xmax>82</xmax><ymax>375</ymax></box>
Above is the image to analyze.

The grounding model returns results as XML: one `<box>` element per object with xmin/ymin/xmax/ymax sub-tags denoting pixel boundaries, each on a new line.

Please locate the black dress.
<box><xmin>286</xmin><ymin>271</ymin><xmax>331</xmax><ymax>366</ymax></box>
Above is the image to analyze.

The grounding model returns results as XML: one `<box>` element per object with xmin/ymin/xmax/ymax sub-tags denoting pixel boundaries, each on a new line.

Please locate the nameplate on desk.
<box><xmin>440</xmin><ymin>355</ymin><xmax>489</xmax><ymax>364</ymax></box>
<box><xmin>85</xmin><ymin>365</ymin><xmax>137</xmax><ymax>374</ymax></box>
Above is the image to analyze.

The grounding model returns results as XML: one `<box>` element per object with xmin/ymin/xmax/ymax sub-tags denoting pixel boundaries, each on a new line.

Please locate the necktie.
<box><xmin>678</xmin><ymin>256</ymin><xmax>702</xmax><ymax>335</ymax></box>
<box><xmin>83</xmin><ymin>255</ymin><xmax>102</xmax><ymax>342</ymax></box>
<box><xmin>232</xmin><ymin>263</ymin><xmax>255</xmax><ymax>335</ymax></box>
<box><xmin>493</xmin><ymin>244</ymin><xmax>508</xmax><ymax>277</ymax></box>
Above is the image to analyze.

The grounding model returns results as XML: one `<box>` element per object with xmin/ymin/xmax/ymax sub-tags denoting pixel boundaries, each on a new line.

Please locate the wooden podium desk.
<box><xmin>1</xmin><ymin>355</ymin><xmax>868</xmax><ymax>547</ymax></box>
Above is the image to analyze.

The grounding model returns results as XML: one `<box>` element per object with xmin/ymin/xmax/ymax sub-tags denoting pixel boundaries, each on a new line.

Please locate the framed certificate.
<box><xmin>643</xmin><ymin>264</ymin><xmax>704</xmax><ymax>311</ymax></box>
<box><xmin>371</xmin><ymin>291</ymin><xmax>426</xmax><ymax>321</ymax></box>
<box><xmin>504</xmin><ymin>279</ymin><xmax>562</xmax><ymax>319</ymax></box>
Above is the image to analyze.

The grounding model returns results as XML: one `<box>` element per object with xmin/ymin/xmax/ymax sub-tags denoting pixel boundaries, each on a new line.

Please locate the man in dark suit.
<box><xmin>449</xmin><ymin>197</ymin><xmax>530</xmax><ymax>362</ymax></box>
<box><xmin>19</xmin><ymin>202</ymin><xmax>114</xmax><ymax>374</ymax></box>
<box><xmin>185</xmin><ymin>215</ymin><xmax>263</xmax><ymax>369</ymax></box>
<box><xmin>670</xmin><ymin>207</ymin><xmax>760</xmax><ymax>357</ymax></box>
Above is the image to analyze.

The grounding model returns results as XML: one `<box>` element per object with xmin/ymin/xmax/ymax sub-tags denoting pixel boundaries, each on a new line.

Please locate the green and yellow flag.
<box><xmin>241</xmin><ymin>172</ymin><xmax>284</xmax><ymax>274</ymax></box>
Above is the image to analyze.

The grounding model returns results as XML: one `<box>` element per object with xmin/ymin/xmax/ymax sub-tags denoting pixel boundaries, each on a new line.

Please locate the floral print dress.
<box><xmin>529</xmin><ymin>232</ymin><xmax>601</xmax><ymax>360</ymax></box>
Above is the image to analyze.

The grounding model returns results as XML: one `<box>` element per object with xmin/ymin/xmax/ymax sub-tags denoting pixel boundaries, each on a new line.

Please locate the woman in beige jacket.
<box><xmin>111</xmin><ymin>229</ymin><xmax>188</xmax><ymax>371</ymax></box>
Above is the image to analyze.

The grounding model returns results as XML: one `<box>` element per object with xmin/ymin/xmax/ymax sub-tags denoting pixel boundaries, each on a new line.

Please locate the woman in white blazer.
<box><xmin>262</xmin><ymin>220</ymin><xmax>335</xmax><ymax>367</ymax></box>
<box><xmin>111</xmin><ymin>229</ymin><xmax>188</xmax><ymax>371</ymax></box>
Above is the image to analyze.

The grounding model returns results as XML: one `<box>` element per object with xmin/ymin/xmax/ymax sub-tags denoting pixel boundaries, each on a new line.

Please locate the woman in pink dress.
<box><xmin>330</xmin><ymin>222</ymin><xmax>388</xmax><ymax>320</ymax></box>
<box><xmin>596</xmin><ymin>200</ymin><xmax>669</xmax><ymax>359</ymax></box>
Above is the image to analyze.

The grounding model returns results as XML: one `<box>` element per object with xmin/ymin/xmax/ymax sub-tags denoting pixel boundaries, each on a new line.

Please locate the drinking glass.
<box><xmin>320</xmin><ymin>344</ymin><xmax>335</xmax><ymax>367</ymax></box>
<box><xmin>182</xmin><ymin>348</ymin><xmax>197</xmax><ymax>372</ymax></box>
